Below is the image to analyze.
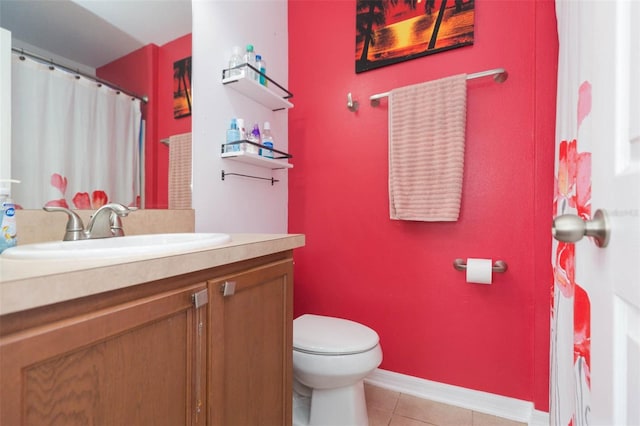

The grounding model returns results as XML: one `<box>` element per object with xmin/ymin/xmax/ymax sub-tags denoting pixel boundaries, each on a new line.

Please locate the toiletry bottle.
<box><xmin>228</xmin><ymin>46</ymin><xmax>243</xmax><ymax>77</ymax></box>
<box><xmin>261</xmin><ymin>122</ymin><xmax>274</xmax><ymax>158</ymax></box>
<box><xmin>243</xmin><ymin>44</ymin><xmax>256</xmax><ymax>80</ymax></box>
<box><xmin>0</xmin><ymin>186</ymin><xmax>17</xmax><ymax>253</ymax></box>
<box><xmin>255</xmin><ymin>54</ymin><xmax>267</xmax><ymax>86</ymax></box>
<box><xmin>236</xmin><ymin>118</ymin><xmax>246</xmax><ymax>140</ymax></box>
<box><xmin>247</xmin><ymin>123</ymin><xmax>261</xmax><ymax>155</ymax></box>
<box><xmin>226</xmin><ymin>118</ymin><xmax>241</xmax><ymax>152</ymax></box>
<box><xmin>236</xmin><ymin>118</ymin><xmax>247</xmax><ymax>151</ymax></box>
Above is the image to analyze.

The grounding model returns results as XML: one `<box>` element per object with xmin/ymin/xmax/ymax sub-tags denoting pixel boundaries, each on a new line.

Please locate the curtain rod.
<box><xmin>369</xmin><ymin>67</ymin><xmax>508</xmax><ymax>106</ymax></box>
<box><xmin>11</xmin><ymin>47</ymin><xmax>149</xmax><ymax>104</ymax></box>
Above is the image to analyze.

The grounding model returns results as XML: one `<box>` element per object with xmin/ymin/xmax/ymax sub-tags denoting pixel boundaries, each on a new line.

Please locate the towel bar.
<box><xmin>453</xmin><ymin>258</ymin><xmax>508</xmax><ymax>273</ymax></box>
<box><xmin>370</xmin><ymin>67</ymin><xmax>508</xmax><ymax>106</ymax></box>
<box><xmin>221</xmin><ymin>170</ymin><xmax>278</xmax><ymax>185</ymax></box>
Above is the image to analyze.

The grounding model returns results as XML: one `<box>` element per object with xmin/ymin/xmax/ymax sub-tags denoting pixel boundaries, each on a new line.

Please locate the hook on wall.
<box><xmin>347</xmin><ymin>93</ymin><xmax>359</xmax><ymax>112</ymax></box>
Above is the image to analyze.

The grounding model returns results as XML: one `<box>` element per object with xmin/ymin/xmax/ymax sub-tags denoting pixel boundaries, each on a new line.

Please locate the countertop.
<box><xmin>0</xmin><ymin>233</ymin><xmax>305</xmax><ymax>316</ymax></box>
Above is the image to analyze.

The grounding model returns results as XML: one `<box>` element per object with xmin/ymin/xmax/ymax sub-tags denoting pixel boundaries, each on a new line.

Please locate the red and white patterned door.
<box><xmin>551</xmin><ymin>1</ymin><xmax>640</xmax><ymax>425</ymax></box>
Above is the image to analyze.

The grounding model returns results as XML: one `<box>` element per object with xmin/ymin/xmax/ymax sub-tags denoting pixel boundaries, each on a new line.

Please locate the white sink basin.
<box><xmin>1</xmin><ymin>233</ymin><xmax>232</xmax><ymax>260</ymax></box>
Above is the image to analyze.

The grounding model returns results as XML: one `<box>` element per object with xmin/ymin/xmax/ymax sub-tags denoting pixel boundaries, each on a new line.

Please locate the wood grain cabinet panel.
<box><xmin>208</xmin><ymin>258</ymin><xmax>293</xmax><ymax>426</ymax></box>
<box><xmin>0</xmin><ymin>283</ymin><xmax>208</xmax><ymax>426</ymax></box>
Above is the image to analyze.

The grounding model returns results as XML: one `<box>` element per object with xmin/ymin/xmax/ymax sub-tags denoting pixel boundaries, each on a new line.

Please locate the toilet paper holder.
<box><xmin>453</xmin><ymin>258</ymin><xmax>508</xmax><ymax>273</ymax></box>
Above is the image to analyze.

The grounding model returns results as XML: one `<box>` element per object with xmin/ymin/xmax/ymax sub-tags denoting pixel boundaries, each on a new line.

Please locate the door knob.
<box><xmin>552</xmin><ymin>209</ymin><xmax>610</xmax><ymax>248</ymax></box>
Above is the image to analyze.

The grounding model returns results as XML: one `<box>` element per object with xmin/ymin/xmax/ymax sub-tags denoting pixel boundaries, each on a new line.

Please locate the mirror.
<box><xmin>0</xmin><ymin>0</ymin><xmax>192</xmax><ymax>209</ymax></box>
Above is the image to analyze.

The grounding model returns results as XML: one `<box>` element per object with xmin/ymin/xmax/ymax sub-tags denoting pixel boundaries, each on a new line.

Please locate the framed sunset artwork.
<box><xmin>356</xmin><ymin>0</ymin><xmax>475</xmax><ymax>73</ymax></box>
<box><xmin>173</xmin><ymin>56</ymin><xmax>192</xmax><ymax>118</ymax></box>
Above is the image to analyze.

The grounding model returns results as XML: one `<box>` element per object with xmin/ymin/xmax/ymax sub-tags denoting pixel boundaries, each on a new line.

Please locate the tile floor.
<box><xmin>364</xmin><ymin>384</ymin><xmax>527</xmax><ymax>426</ymax></box>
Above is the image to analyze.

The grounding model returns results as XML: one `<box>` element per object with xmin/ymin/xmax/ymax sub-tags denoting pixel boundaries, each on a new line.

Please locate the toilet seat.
<box><xmin>293</xmin><ymin>314</ymin><xmax>379</xmax><ymax>355</ymax></box>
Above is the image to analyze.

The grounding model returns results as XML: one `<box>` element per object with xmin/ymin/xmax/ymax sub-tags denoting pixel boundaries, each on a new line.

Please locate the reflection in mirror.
<box><xmin>0</xmin><ymin>0</ymin><xmax>192</xmax><ymax>209</ymax></box>
<box><xmin>12</xmin><ymin>53</ymin><xmax>143</xmax><ymax>209</ymax></box>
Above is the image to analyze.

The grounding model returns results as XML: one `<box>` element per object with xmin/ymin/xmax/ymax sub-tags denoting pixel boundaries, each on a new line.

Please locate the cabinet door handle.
<box><xmin>221</xmin><ymin>281</ymin><xmax>236</xmax><ymax>297</ymax></box>
<box><xmin>191</xmin><ymin>288</ymin><xmax>208</xmax><ymax>421</ymax></box>
<box><xmin>192</xmin><ymin>289</ymin><xmax>209</xmax><ymax>308</ymax></box>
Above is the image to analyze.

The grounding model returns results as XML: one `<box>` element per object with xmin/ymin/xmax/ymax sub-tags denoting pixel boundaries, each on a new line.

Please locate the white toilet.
<box><xmin>292</xmin><ymin>314</ymin><xmax>383</xmax><ymax>426</ymax></box>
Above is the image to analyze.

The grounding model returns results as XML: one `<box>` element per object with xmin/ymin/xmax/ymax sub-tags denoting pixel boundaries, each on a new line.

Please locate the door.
<box><xmin>551</xmin><ymin>1</ymin><xmax>640</xmax><ymax>426</ymax></box>
<box><xmin>0</xmin><ymin>283</ymin><xmax>208</xmax><ymax>426</ymax></box>
<box><xmin>208</xmin><ymin>258</ymin><xmax>293</xmax><ymax>426</ymax></box>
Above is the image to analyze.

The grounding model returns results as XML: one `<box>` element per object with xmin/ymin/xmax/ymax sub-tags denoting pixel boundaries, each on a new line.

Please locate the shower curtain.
<box><xmin>551</xmin><ymin>0</ymin><xmax>592</xmax><ymax>425</ymax></box>
<box><xmin>11</xmin><ymin>54</ymin><xmax>141</xmax><ymax>209</ymax></box>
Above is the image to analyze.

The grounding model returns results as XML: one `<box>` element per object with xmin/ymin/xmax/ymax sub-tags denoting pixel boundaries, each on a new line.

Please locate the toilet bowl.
<box><xmin>293</xmin><ymin>314</ymin><xmax>383</xmax><ymax>426</ymax></box>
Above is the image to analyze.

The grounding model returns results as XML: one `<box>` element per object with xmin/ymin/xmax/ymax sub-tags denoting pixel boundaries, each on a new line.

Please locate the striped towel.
<box><xmin>168</xmin><ymin>132</ymin><xmax>192</xmax><ymax>209</ymax></box>
<box><xmin>388</xmin><ymin>74</ymin><xmax>467</xmax><ymax>221</ymax></box>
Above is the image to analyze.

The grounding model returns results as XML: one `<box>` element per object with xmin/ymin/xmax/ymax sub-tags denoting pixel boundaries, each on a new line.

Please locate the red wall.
<box><xmin>288</xmin><ymin>0</ymin><xmax>557</xmax><ymax>410</ymax></box>
<box><xmin>157</xmin><ymin>34</ymin><xmax>193</xmax><ymax>209</ymax></box>
<box><xmin>97</xmin><ymin>34</ymin><xmax>192</xmax><ymax>209</ymax></box>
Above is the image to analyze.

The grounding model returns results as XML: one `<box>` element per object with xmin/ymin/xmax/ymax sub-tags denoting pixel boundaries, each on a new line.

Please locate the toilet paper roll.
<box><xmin>466</xmin><ymin>258</ymin><xmax>493</xmax><ymax>284</ymax></box>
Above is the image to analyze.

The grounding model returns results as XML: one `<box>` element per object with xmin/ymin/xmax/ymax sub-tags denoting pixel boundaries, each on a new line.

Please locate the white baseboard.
<box><xmin>530</xmin><ymin>409</ymin><xmax>551</xmax><ymax>426</ymax></box>
<box><xmin>364</xmin><ymin>368</ymin><xmax>550</xmax><ymax>426</ymax></box>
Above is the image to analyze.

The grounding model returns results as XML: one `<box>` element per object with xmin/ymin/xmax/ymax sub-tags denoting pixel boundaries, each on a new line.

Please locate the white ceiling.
<box><xmin>0</xmin><ymin>0</ymin><xmax>192</xmax><ymax>70</ymax></box>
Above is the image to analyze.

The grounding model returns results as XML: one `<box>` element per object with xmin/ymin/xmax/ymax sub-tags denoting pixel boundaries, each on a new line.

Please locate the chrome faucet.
<box><xmin>43</xmin><ymin>203</ymin><xmax>133</xmax><ymax>241</ymax></box>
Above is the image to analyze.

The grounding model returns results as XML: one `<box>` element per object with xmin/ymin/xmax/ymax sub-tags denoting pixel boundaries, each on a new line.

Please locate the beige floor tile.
<box><xmin>364</xmin><ymin>385</ymin><xmax>527</xmax><ymax>426</ymax></box>
<box><xmin>394</xmin><ymin>394</ymin><xmax>473</xmax><ymax>426</ymax></box>
<box><xmin>472</xmin><ymin>412</ymin><xmax>527</xmax><ymax>426</ymax></box>
<box><xmin>389</xmin><ymin>414</ymin><xmax>431</xmax><ymax>426</ymax></box>
<box><xmin>368</xmin><ymin>406</ymin><xmax>393</xmax><ymax>426</ymax></box>
<box><xmin>365</xmin><ymin>384</ymin><xmax>401</xmax><ymax>412</ymax></box>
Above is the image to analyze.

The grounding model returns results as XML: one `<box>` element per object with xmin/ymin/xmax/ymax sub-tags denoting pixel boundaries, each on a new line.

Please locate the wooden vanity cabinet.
<box><xmin>0</xmin><ymin>250</ymin><xmax>294</xmax><ymax>426</ymax></box>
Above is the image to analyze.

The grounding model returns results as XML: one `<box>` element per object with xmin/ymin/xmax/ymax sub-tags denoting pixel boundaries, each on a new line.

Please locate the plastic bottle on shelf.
<box><xmin>246</xmin><ymin>123</ymin><xmax>261</xmax><ymax>154</ymax></box>
<box><xmin>226</xmin><ymin>118</ymin><xmax>241</xmax><ymax>152</ymax></box>
<box><xmin>0</xmin><ymin>184</ymin><xmax>17</xmax><ymax>253</ymax></box>
<box><xmin>236</xmin><ymin>118</ymin><xmax>247</xmax><ymax>150</ymax></box>
<box><xmin>255</xmin><ymin>54</ymin><xmax>267</xmax><ymax>86</ymax></box>
<box><xmin>228</xmin><ymin>46</ymin><xmax>243</xmax><ymax>78</ymax></box>
<box><xmin>261</xmin><ymin>122</ymin><xmax>274</xmax><ymax>158</ymax></box>
<box><xmin>243</xmin><ymin>44</ymin><xmax>256</xmax><ymax>80</ymax></box>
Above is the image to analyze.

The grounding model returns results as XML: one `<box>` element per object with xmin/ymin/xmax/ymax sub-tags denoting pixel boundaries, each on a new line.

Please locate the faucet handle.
<box><xmin>43</xmin><ymin>206</ymin><xmax>86</xmax><ymax>241</ymax></box>
<box><xmin>109</xmin><ymin>209</ymin><xmax>129</xmax><ymax>237</ymax></box>
<box><xmin>108</xmin><ymin>204</ymin><xmax>136</xmax><ymax>237</ymax></box>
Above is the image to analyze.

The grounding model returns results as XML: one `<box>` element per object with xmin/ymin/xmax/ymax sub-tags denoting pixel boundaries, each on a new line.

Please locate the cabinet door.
<box><xmin>0</xmin><ymin>283</ymin><xmax>208</xmax><ymax>426</ymax></box>
<box><xmin>209</xmin><ymin>258</ymin><xmax>293</xmax><ymax>426</ymax></box>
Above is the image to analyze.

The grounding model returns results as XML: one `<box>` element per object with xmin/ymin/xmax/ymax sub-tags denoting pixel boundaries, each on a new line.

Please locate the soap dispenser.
<box><xmin>0</xmin><ymin>179</ymin><xmax>19</xmax><ymax>253</ymax></box>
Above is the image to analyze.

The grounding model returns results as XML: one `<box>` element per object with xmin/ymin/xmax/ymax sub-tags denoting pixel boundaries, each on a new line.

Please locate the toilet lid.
<box><xmin>293</xmin><ymin>314</ymin><xmax>380</xmax><ymax>355</ymax></box>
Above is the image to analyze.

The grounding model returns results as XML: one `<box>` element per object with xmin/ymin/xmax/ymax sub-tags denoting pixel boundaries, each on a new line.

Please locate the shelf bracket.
<box><xmin>221</xmin><ymin>170</ymin><xmax>278</xmax><ymax>185</ymax></box>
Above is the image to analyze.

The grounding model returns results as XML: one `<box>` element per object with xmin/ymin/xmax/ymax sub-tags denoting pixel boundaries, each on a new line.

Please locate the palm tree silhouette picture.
<box><xmin>173</xmin><ymin>57</ymin><xmax>192</xmax><ymax>118</ymax></box>
<box><xmin>356</xmin><ymin>0</ymin><xmax>474</xmax><ymax>73</ymax></box>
